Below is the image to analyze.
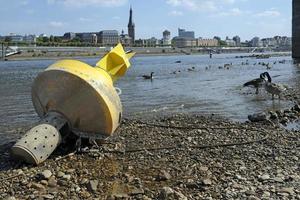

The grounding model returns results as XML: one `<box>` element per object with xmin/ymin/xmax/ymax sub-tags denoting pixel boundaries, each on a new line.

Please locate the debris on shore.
<box><xmin>0</xmin><ymin>114</ymin><xmax>299</xmax><ymax>199</ymax></box>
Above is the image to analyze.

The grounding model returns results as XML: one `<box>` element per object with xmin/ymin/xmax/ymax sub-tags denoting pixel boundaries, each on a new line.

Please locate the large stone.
<box><xmin>41</xmin><ymin>170</ymin><xmax>52</xmax><ymax>179</ymax></box>
<box><xmin>248</xmin><ymin>113</ymin><xmax>267</xmax><ymax>122</ymax></box>
<box><xmin>31</xmin><ymin>182</ymin><xmax>46</xmax><ymax>191</ymax></box>
<box><xmin>87</xmin><ymin>180</ymin><xmax>98</xmax><ymax>192</ymax></box>
<box><xmin>156</xmin><ymin>170</ymin><xmax>172</xmax><ymax>181</ymax></box>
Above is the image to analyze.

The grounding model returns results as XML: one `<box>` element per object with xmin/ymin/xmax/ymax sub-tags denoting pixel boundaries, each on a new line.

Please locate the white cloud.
<box><xmin>168</xmin><ymin>10</ymin><xmax>183</xmax><ymax>16</ymax></box>
<box><xmin>48</xmin><ymin>0</ymin><xmax>127</xmax><ymax>7</ymax></box>
<box><xmin>166</xmin><ymin>0</ymin><xmax>240</xmax><ymax>12</ymax></box>
<box><xmin>49</xmin><ymin>21</ymin><xmax>64</xmax><ymax>27</ymax></box>
<box><xmin>112</xmin><ymin>16</ymin><xmax>121</xmax><ymax>20</ymax></box>
<box><xmin>79</xmin><ymin>17</ymin><xmax>93</xmax><ymax>22</ymax></box>
<box><xmin>255</xmin><ymin>9</ymin><xmax>281</xmax><ymax>17</ymax></box>
<box><xmin>219</xmin><ymin>8</ymin><xmax>242</xmax><ymax>16</ymax></box>
<box><xmin>166</xmin><ymin>0</ymin><xmax>216</xmax><ymax>11</ymax></box>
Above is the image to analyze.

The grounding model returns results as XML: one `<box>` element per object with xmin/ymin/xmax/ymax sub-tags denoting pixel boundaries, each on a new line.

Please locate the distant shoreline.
<box><xmin>2</xmin><ymin>49</ymin><xmax>292</xmax><ymax>61</ymax></box>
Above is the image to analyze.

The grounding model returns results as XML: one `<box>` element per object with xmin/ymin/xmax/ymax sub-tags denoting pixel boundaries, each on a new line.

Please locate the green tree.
<box><xmin>49</xmin><ymin>35</ymin><xmax>54</xmax><ymax>42</ymax></box>
<box><xmin>42</xmin><ymin>37</ymin><xmax>49</xmax><ymax>43</ymax></box>
<box><xmin>219</xmin><ymin>40</ymin><xmax>227</xmax><ymax>46</ymax></box>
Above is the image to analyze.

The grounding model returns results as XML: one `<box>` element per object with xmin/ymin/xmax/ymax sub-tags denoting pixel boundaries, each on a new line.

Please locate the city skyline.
<box><xmin>0</xmin><ymin>0</ymin><xmax>292</xmax><ymax>40</ymax></box>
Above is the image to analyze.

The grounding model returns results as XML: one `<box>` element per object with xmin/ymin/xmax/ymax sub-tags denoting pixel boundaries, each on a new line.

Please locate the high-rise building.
<box><xmin>162</xmin><ymin>30</ymin><xmax>171</xmax><ymax>46</ymax></box>
<box><xmin>128</xmin><ymin>6</ymin><xmax>135</xmax><ymax>45</ymax></box>
<box><xmin>178</xmin><ymin>28</ymin><xmax>195</xmax><ymax>39</ymax></box>
<box><xmin>250</xmin><ymin>37</ymin><xmax>261</xmax><ymax>47</ymax></box>
<box><xmin>233</xmin><ymin>36</ymin><xmax>241</xmax><ymax>46</ymax></box>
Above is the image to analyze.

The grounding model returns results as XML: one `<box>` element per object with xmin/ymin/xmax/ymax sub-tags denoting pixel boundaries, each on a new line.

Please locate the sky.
<box><xmin>0</xmin><ymin>0</ymin><xmax>292</xmax><ymax>41</ymax></box>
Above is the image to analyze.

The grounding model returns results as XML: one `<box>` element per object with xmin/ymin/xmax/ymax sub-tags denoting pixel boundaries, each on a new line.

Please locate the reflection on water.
<box><xmin>0</xmin><ymin>53</ymin><xmax>299</xmax><ymax>143</ymax></box>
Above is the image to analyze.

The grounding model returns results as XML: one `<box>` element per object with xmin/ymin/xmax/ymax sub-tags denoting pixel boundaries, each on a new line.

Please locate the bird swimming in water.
<box><xmin>243</xmin><ymin>72</ymin><xmax>266</xmax><ymax>94</ymax></box>
<box><xmin>142</xmin><ymin>72</ymin><xmax>154</xmax><ymax>80</ymax></box>
<box><xmin>262</xmin><ymin>72</ymin><xmax>286</xmax><ymax>99</ymax></box>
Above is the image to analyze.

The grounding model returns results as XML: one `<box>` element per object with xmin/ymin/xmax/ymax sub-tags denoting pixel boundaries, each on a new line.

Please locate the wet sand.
<box><xmin>0</xmin><ymin>114</ymin><xmax>299</xmax><ymax>199</ymax></box>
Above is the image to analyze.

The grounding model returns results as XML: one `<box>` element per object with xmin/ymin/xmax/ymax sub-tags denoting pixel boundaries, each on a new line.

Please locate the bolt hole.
<box><xmin>34</xmin><ymin>138</ymin><xmax>37</xmax><ymax>140</ymax></box>
<box><xmin>45</xmin><ymin>136</ymin><xmax>47</xmax><ymax>139</ymax></box>
<box><xmin>34</xmin><ymin>147</ymin><xmax>37</xmax><ymax>150</ymax></box>
<box><xmin>35</xmin><ymin>130</ymin><xmax>38</xmax><ymax>133</ymax></box>
<box><xmin>24</xmin><ymin>141</ymin><xmax>27</xmax><ymax>144</ymax></box>
<box><xmin>46</xmin><ymin>120</ymin><xmax>49</xmax><ymax>122</ymax></box>
<box><xmin>46</xmin><ymin>154</ymin><xmax>49</xmax><ymax>156</ymax></box>
<box><xmin>43</xmin><ymin>145</ymin><xmax>45</xmax><ymax>148</ymax></box>
<box><xmin>40</xmin><ymin>156</ymin><xmax>43</xmax><ymax>159</ymax></box>
<box><xmin>54</xmin><ymin>126</ymin><xmax>57</xmax><ymax>128</ymax></box>
<box><xmin>45</xmin><ymin>127</ymin><xmax>47</xmax><ymax>130</ymax></box>
<box><xmin>50</xmin><ymin>145</ymin><xmax>53</xmax><ymax>147</ymax></box>
<box><xmin>53</xmin><ymin>134</ymin><xmax>55</xmax><ymax>137</ymax></box>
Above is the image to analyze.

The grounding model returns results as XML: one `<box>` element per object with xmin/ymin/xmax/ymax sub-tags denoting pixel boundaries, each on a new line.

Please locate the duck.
<box><xmin>262</xmin><ymin>72</ymin><xmax>286</xmax><ymax>99</ymax></box>
<box><xmin>243</xmin><ymin>72</ymin><xmax>266</xmax><ymax>94</ymax></box>
<box><xmin>187</xmin><ymin>67</ymin><xmax>195</xmax><ymax>71</ymax></box>
<box><xmin>142</xmin><ymin>72</ymin><xmax>154</xmax><ymax>80</ymax></box>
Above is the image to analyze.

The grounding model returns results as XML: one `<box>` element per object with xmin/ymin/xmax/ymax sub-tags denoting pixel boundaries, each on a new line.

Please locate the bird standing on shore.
<box><xmin>262</xmin><ymin>72</ymin><xmax>286</xmax><ymax>99</ymax></box>
<box><xmin>142</xmin><ymin>72</ymin><xmax>154</xmax><ymax>80</ymax></box>
<box><xmin>243</xmin><ymin>72</ymin><xmax>266</xmax><ymax>94</ymax></box>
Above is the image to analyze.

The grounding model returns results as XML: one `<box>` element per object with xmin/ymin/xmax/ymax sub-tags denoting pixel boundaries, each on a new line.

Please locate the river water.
<box><xmin>0</xmin><ymin>53</ymin><xmax>299</xmax><ymax>144</ymax></box>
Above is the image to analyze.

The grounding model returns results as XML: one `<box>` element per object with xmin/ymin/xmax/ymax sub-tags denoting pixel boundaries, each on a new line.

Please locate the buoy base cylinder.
<box><xmin>11</xmin><ymin>112</ymin><xmax>67</xmax><ymax>165</ymax></box>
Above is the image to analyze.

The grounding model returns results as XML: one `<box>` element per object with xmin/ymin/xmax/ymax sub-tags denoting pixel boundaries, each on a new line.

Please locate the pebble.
<box><xmin>62</xmin><ymin>174</ymin><xmax>71</xmax><ymax>180</ymax></box>
<box><xmin>87</xmin><ymin>180</ymin><xmax>98</xmax><ymax>192</ymax></box>
<box><xmin>48</xmin><ymin>177</ymin><xmax>57</xmax><ymax>187</ymax></box>
<box><xmin>31</xmin><ymin>183</ymin><xmax>46</xmax><ymax>191</ymax></box>
<box><xmin>156</xmin><ymin>170</ymin><xmax>172</xmax><ymax>181</ymax></box>
<box><xmin>57</xmin><ymin>171</ymin><xmax>65</xmax><ymax>178</ymax></box>
<box><xmin>42</xmin><ymin>194</ymin><xmax>55</xmax><ymax>199</ymax></box>
<box><xmin>277</xmin><ymin>187</ymin><xmax>294</xmax><ymax>195</ymax></box>
<box><xmin>41</xmin><ymin>170</ymin><xmax>52</xmax><ymax>179</ymax></box>
<box><xmin>259</xmin><ymin>174</ymin><xmax>270</xmax><ymax>181</ymax></box>
<box><xmin>202</xmin><ymin>178</ymin><xmax>212</xmax><ymax>186</ymax></box>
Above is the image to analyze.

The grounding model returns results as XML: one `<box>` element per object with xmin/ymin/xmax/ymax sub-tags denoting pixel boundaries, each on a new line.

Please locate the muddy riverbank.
<box><xmin>0</xmin><ymin>114</ymin><xmax>299</xmax><ymax>199</ymax></box>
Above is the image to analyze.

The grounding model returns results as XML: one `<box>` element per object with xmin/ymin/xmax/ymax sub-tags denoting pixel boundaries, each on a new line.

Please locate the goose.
<box><xmin>142</xmin><ymin>72</ymin><xmax>154</xmax><ymax>80</ymax></box>
<box><xmin>262</xmin><ymin>72</ymin><xmax>286</xmax><ymax>99</ymax></box>
<box><xmin>243</xmin><ymin>72</ymin><xmax>266</xmax><ymax>94</ymax></box>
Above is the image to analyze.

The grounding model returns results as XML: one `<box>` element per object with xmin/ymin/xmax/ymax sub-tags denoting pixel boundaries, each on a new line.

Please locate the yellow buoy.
<box><xmin>11</xmin><ymin>43</ymin><xmax>135</xmax><ymax>164</ymax></box>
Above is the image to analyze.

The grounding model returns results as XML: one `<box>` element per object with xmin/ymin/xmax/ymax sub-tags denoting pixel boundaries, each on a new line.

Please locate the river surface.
<box><xmin>0</xmin><ymin>53</ymin><xmax>299</xmax><ymax>144</ymax></box>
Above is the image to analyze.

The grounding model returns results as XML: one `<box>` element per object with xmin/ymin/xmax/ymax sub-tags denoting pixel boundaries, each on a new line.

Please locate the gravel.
<box><xmin>0</xmin><ymin>114</ymin><xmax>299</xmax><ymax>199</ymax></box>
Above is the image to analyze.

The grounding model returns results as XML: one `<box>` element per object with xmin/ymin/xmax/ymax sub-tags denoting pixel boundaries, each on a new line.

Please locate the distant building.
<box><xmin>120</xmin><ymin>30</ymin><xmax>132</xmax><ymax>46</ymax></box>
<box><xmin>63</xmin><ymin>32</ymin><xmax>76</xmax><ymax>40</ymax></box>
<box><xmin>98</xmin><ymin>30</ymin><xmax>119</xmax><ymax>46</ymax></box>
<box><xmin>162</xmin><ymin>30</ymin><xmax>171</xmax><ymax>46</ymax></box>
<box><xmin>261</xmin><ymin>36</ymin><xmax>292</xmax><ymax>47</ymax></box>
<box><xmin>213</xmin><ymin>36</ymin><xmax>221</xmax><ymax>41</ymax></box>
<box><xmin>197</xmin><ymin>38</ymin><xmax>218</xmax><ymax>47</ymax></box>
<box><xmin>172</xmin><ymin>37</ymin><xmax>197</xmax><ymax>48</ymax></box>
<box><xmin>233</xmin><ymin>36</ymin><xmax>241</xmax><ymax>46</ymax></box>
<box><xmin>128</xmin><ymin>6</ymin><xmax>135</xmax><ymax>45</ymax></box>
<box><xmin>178</xmin><ymin>28</ymin><xmax>195</xmax><ymax>39</ymax></box>
<box><xmin>225</xmin><ymin>38</ymin><xmax>236</xmax><ymax>46</ymax></box>
<box><xmin>9</xmin><ymin>33</ymin><xmax>24</xmax><ymax>42</ymax></box>
<box><xmin>24</xmin><ymin>34</ymin><xmax>36</xmax><ymax>43</ymax></box>
<box><xmin>250</xmin><ymin>37</ymin><xmax>261</xmax><ymax>47</ymax></box>
<box><xmin>39</xmin><ymin>33</ymin><xmax>47</xmax><ymax>38</ymax></box>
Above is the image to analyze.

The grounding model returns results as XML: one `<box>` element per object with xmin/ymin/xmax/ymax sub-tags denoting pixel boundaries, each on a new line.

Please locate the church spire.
<box><xmin>128</xmin><ymin>5</ymin><xmax>135</xmax><ymax>45</ymax></box>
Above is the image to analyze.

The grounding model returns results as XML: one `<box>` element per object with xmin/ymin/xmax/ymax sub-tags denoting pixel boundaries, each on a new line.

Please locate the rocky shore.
<box><xmin>0</xmin><ymin>114</ymin><xmax>299</xmax><ymax>200</ymax></box>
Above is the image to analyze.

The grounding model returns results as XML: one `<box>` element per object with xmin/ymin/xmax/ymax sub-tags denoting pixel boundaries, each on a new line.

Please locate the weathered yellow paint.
<box><xmin>31</xmin><ymin>43</ymin><xmax>134</xmax><ymax>137</ymax></box>
<box><xmin>96</xmin><ymin>43</ymin><xmax>135</xmax><ymax>82</ymax></box>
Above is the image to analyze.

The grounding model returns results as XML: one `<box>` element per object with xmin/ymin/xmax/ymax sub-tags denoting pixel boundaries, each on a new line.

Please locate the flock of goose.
<box><xmin>243</xmin><ymin>71</ymin><xmax>286</xmax><ymax>99</ymax></box>
<box><xmin>141</xmin><ymin>59</ymin><xmax>287</xmax><ymax>99</ymax></box>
